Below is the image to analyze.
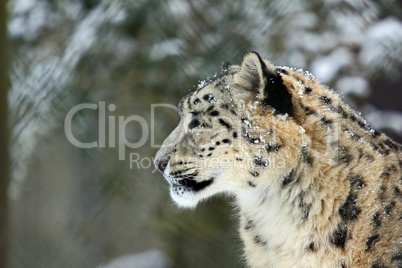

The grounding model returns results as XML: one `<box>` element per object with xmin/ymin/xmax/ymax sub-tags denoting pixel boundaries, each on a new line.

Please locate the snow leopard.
<box><xmin>154</xmin><ymin>52</ymin><xmax>402</xmax><ymax>268</ymax></box>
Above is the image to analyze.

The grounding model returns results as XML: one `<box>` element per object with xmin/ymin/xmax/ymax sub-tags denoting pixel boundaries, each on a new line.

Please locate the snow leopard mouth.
<box><xmin>169</xmin><ymin>171</ymin><xmax>214</xmax><ymax>192</ymax></box>
<box><xmin>172</xmin><ymin>178</ymin><xmax>214</xmax><ymax>192</ymax></box>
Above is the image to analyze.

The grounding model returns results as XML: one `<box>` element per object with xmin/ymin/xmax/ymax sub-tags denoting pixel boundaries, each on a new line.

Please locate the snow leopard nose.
<box><xmin>155</xmin><ymin>158</ymin><xmax>169</xmax><ymax>173</ymax></box>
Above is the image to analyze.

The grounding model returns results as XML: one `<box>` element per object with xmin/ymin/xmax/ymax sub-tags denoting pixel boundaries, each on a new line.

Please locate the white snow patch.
<box><xmin>330</xmin><ymin>9</ymin><xmax>368</xmax><ymax>45</ymax></box>
<box><xmin>359</xmin><ymin>18</ymin><xmax>402</xmax><ymax>71</ymax></box>
<box><xmin>294</xmin><ymin>84</ymin><xmax>304</xmax><ymax>98</ymax></box>
<box><xmin>366</xmin><ymin>110</ymin><xmax>402</xmax><ymax>135</ymax></box>
<box><xmin>197</xmin><ymin>80</ymin><xmax>208</xmax><ymax>90</ymax></box>
<box><xmin>168</xmin><ymin>0</ymin><xmax>191</xmax><ymax>16</ymax></box>
<box><xmin>243</xmin><ymin>119</ymin><xmax>251</xmax><ymax>127</ymax></box>
<box><xmin>311</xmin><ymin>47</ymin><xmax>353</xmax><ymax>83</ymax></box>
<box><xmin>366</xmin><ymin>17</ymin><xmax>402</xmax><ymax>43</ymax></box>
<box><xmin>206</xmin><ymin>94</ymin><xmax>215</xmax><ymax>104</ymax></box>
<box><xmin>251</xmin><ymin>101</ymin><xmax>260</xmax><ymax>110</ymax></box>
<box><xmin>276</xmin><ymin>113</ymin><xmax>289</xmax><ymax>121</ymax></box>
<box><xmin>277</xmin><ymin>65</ymin><xmax>318</xmax><ymax>82</ymax></box>
<box><xmin>8</xmin><ymin>0</ymin><xmax>55</xmax><ymax>41</ymax></box>
<box><xmin>149</xmin><ymin>39</ymin><xmax>185</xmax><ymax>60</ymax></box>
<box><xmin>336</xmin><ymin>76</ymin><xmax>370</xmax><ymax>98</ymax></box>
<box><xmin>299</xmin><ymin>125</ymin><xmax>307</xmax><ymax>146</ymax></box>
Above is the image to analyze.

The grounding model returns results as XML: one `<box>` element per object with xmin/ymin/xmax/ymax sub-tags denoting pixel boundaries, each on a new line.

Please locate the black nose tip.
<box><xmin>155</xmin><ymin>158</ymin><xmax>169</xmax><ymax>173</ymax></box>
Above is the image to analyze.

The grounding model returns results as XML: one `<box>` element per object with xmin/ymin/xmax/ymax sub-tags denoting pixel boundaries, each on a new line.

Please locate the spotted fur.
<box><xmin>155</xmin><ymin>52</ymin><xmax>402</xmax><ymax>268</ymax></box>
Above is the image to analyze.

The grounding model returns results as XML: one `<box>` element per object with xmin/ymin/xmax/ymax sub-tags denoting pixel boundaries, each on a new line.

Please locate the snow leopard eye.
<box><xmin>189</xmin><ymin>118</ymin><xmax>201</xmax><ymax>129</ymax></box>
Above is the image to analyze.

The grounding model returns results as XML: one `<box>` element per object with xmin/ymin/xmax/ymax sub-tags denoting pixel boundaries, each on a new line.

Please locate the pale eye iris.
<box><xmin>189</xmin><ymin>119</ymin><xmax>201</xmax><ymax>129</ymax></box>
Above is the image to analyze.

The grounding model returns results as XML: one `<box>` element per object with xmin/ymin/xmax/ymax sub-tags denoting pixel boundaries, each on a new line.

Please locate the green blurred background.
<box><xmin>1</xmin><ymin>0</ymin><xmax>402</xmax><ymax>267</ymax></box>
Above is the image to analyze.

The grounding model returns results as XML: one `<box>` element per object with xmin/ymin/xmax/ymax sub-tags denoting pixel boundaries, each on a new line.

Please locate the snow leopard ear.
<box><xmin>235</xmin><ymin>51</ymin><xmax>267</xmax><ymax>95</ymax></box>
<box><xmin>235</xmin><ymin>51</ymin><xmax>294</xmax><ymax>117</ymax></box>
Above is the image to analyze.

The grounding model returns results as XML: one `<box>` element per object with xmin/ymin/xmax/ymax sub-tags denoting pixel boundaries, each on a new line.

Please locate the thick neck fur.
<box><xmin>235</xmin><ymin>159</ymin><xmax>350</xmax><ymax>267</ymax></box>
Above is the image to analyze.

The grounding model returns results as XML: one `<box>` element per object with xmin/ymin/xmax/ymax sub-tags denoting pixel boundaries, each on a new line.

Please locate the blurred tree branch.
<box><xmin>0</xmin><ymin>0</ymin><xmax>10</xmax><ymax>267</ymax></box>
